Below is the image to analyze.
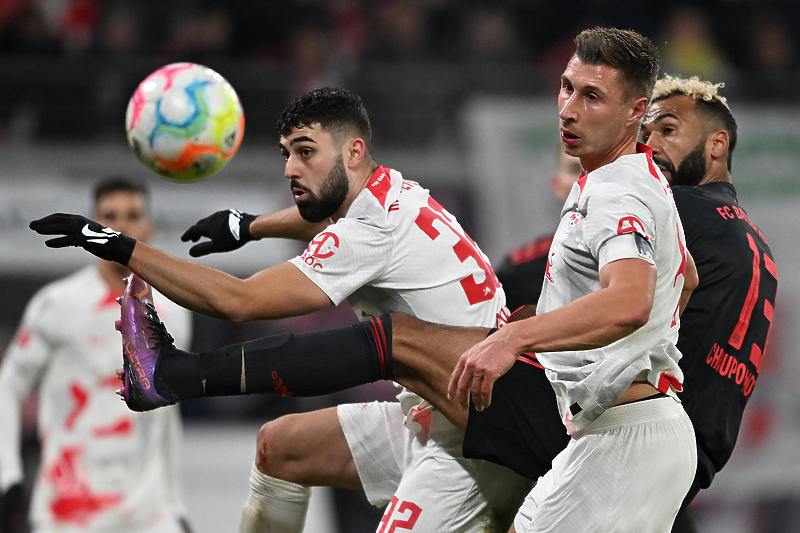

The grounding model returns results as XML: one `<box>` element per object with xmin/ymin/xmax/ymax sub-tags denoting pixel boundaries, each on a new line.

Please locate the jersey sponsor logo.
<box><xmin>706</xmin><ymin>343</ymin><xmax>757</xmax><ymax>396</ymax></box>
<box><xmin>300</xmin><ymin>231</ymin><xmax>340</xmax><ymax>269</ymax></box>
<box><xmin>616</xmin><ymin>216</ymin><xmax>649</xmax><ymax>240</ymax></box>
<box><xmin>564</xmin><ymin>212</ymin><xmax>581</xmax><ymax>235</ymax></box>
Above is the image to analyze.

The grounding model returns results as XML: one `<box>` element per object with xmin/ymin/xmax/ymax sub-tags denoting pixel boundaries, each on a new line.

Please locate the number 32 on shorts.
<box><xmin>378</xmin><ymin>496</ymin><xmax>422</xmax><ymax>533</ymax></box>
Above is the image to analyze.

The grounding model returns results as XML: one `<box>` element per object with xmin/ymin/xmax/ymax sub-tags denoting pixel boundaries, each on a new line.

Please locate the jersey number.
<box><xmin>415</xmin><ymin>198</ymin><xmax>500</xmax><ymax>305</ymax></box>
<box><xmin>728</xmin><ymin>234</ymin><xmax>777</xmax><ymax>373</ymax></box>
<box><xmin>378</xmin><ymin>496</ymin><xmax>422</xmax><ymax>533</ymax></box>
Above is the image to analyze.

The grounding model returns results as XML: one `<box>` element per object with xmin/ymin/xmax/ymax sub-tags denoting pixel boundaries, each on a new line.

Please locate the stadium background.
<box><xmin>1</xmin><ymin>1</ymin><xmax>799</xmax><ymax>531</ymax></box>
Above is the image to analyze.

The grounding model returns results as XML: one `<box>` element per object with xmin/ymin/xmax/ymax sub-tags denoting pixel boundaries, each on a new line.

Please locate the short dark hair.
<box><xmin>277</xmin><ymin>87</ymin><xmax>373</xmax><ymax>155</ymax></box>
<box><xmin>652</xmin><ymin>76</ymin><xmax>738</xmax><ymax>171</ymax></box>
<box><xmin>93</xmin><ymin>176</ymin><xmax>149</xmax><ymax>209</ymax></box>
<box><xmin>574</xmin><ymin>27</ymin><xmax>660</xmax><ymax>101</ymax></box>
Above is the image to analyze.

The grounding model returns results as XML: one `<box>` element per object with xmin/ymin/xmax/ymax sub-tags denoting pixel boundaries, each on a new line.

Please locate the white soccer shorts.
<box><xmin>514</xmin><ymin>396</ymin><xmax>696</xmax><ymax>533</ymax></box>
<box><xmin>338</xmin><ymin>401</ymin><xmax>533</xmax><ymax>533</ymax></box>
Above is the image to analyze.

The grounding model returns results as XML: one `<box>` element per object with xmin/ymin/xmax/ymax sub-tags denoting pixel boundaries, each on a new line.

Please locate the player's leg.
<box><xmin>389</xmin><ymin>313</ymin><xmax>492</xmax><ymax>430</ymax></box>
<box><xmin>240</xmin><ymin>407</ymin><xmax>360</xmax><ymax>533</ymax></box>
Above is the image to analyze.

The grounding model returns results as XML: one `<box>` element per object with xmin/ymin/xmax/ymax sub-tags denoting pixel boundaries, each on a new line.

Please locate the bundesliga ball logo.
<box><xmin>125</xmin><ymin>63</ymin><xmax>245</xmax><ymax>183</ymax></box>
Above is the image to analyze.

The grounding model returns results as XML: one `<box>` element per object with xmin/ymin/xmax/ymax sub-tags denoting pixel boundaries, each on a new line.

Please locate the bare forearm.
<box><xmin>126</xmin><ymin>242</ymin><xmax>251</xmax><ymax>320</ymax></box>
<box><xmin>127</xmin><ymin>243</ymin><xmax>332</xmax><ymax>322</ymax></box>
<box><xmin>499</xmin><ymin>286</ymin><xmax>651</xmax><ymax>354</ymax></box>
<box><xmin>250</xmin><ymin>207</ymin><xmax>330</xmax><ymax>242</ymax></box>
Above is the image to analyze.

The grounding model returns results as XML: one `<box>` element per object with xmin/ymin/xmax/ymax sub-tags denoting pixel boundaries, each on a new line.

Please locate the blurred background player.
<box><xmin>0</xmin><ymin>177</ymin><xmax>193</xmax><ymax>533</ymax></box>
<box><xmin>641</xmin><ymin>75</ymin><xmax>778</xmax><ymax>533</ymax></box>
<box><xmin>29</xmin><ymin>88</ymin><xmax>532</xmax><ymax>533</ymax></box>
<box><xmin>495</xmin><ymin>151</ymin><xmax>582</xmax><ymax>313</ymax></box>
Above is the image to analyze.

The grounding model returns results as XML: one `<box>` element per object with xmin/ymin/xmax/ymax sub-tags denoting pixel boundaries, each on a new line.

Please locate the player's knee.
<box><xmin>254</xmin><ymin>414</ymin><xmax>305</xmax><ymax>480</ymax></box>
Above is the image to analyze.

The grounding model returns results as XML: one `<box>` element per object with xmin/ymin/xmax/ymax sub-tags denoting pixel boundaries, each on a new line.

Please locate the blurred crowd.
<box><xmin>0</xmin><ymin>0</ymin><xmax>798</xmax><ymax>147</ymax></box>
<box><xmin>1</xmin><ymin>0</ymin><xmax>798</xmax><ymax>99</ymax></box>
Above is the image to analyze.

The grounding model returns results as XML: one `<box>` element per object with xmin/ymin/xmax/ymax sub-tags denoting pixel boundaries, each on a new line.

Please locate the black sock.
<box><xmin>155</xmin><ymin>315</ymin><xmax>393</xmax><ymax>401</ymax></box>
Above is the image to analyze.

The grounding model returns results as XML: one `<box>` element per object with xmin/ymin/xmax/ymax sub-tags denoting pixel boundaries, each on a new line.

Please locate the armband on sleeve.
<box><xmin>599</xmin><ymin>233</ymin><xmax>654</xmax><ymax>270</ymax></box>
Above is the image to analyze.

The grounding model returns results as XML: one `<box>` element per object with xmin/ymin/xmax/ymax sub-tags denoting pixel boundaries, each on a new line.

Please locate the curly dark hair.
<box><xmin>574</xmin><ymin>27</ymin><xmax>660</xmax><ymax>101</ymax></box>
<box><xmin>277</xmin><ymin>87</ymin><xmax>373</xmax><ymax>155</ymax></box>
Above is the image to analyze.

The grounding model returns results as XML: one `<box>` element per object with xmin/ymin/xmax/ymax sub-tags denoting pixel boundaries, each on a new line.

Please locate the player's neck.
<box><xmin>698</xmin><ymin>160</ymin><xmax>732</xmax><ymax>186</ymax></box>
<box><xmin>97</xmin><ymin>259</ymin><xmax>130</xmax><ymax>294</ymax></box>
<box><xmin>580</xmin><ymin>135</ymin><xmax>638</xmax><ymax>173</ymax></box>
<box><xmin>331</xmin><ymin>163</ymin><xmax>378</xmax><ymax>222</ymax></box>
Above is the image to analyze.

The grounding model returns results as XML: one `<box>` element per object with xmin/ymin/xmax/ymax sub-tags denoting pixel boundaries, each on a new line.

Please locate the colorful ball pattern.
<box><xmin>125</xmin><ymin>63</ymin><xmax>244</xmax><ymax>183</ymax></box>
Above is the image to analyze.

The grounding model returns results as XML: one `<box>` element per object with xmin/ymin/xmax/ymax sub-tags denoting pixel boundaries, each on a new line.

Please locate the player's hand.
<box><xmin>0</xmin><ymin>483</ymin><xmax>25</xmax><ymax>533</ymax></box>
<box><xmin>29</xmin><ymin>213</ymin><xmax>136</xmax><ymax>265</ymax></box>
<box><xmin>448</xmin><ymin>328</ymin><xmax>522</xmax><ymax>411</ymax></box>
<box><xmin>181</xmin><ymin>209</ymin><xmax>259</xmax><ymax>257</ymax></box>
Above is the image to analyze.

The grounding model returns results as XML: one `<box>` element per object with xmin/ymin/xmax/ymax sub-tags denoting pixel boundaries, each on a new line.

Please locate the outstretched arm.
<box><xmin>30</xmin><ymin>213</ymin><xmax>332</xmax><ymax>322</ymax></box>
<box><xmin>449</xmin><ymin>257</ymin><xmax>657</xmax><ymax>410</ymax></box>
<box><xmin>128</xmin><ymin>242</ymin><xmax>332</xmax><ymax>322</ymax></box>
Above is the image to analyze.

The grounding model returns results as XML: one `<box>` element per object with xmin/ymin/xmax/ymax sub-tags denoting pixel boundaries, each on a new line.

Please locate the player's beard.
<box><xmin>294</xmin><ymin>155</ymin><xmax>350</xmax><ymax>223</ymax></box>
<box><xmin>654</xmin><ymin>140</ymin><xmax>707</xmax><ymax>187</ymax></box>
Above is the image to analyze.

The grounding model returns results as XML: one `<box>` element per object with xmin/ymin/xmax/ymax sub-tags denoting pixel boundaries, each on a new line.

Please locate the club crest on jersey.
<box><xmin>300</xmin><ymin>231</ymin><xmax>339</xmax><ymax>269</ymax></box>
<box><xmin>564</xmin><ymin>212</ymin><xmax>582</xmax><ymax>235</ymax></box>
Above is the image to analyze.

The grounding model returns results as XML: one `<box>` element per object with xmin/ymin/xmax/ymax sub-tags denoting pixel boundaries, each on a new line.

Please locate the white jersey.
<box><xmin>536</xmin><ymin>144</ymin><xmax>688</xmax><ymax>433</ymax></box>
<box><xmin>0</xmin><ymin>266</ymin><xmax>192</xmax><ymax>533</ymax></box>
<box><xmin>290</xmin><ymin>166</ymin><xmax>507</xmax><ymax>414</ymax></box>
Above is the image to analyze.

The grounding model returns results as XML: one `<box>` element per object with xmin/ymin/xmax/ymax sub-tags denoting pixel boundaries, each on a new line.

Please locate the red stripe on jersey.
<box><xmin>65</xmin><ymin>383</ymin><xmax>89</xmax><ymax>431</ymax></box>
<box><xmin>15</xmin><ymin>326</ymin><xmax>31</xmax><ymax>348</ymax></box>
<box><xmin>367</xmin><ymin>166</ymin><xmax>392</xmax><ymax>208</ymax></box>
<box><xmin>517</xmin><ymin>352</ymin><xmax>544</xmax><ymax>369</ymax></box>
<box><xmin>508</xmin><ymin>235</ymin><xmax>554</xmax><ymax>265</ymax></box>
<box><xmin>96</xmin><ymin>289</ymin><xmax>123</xmax><ymax>310</ymax></box>
<box><xmin>765</xmin><ymin>254</ymin><xmax>777</xmax><ymax>279</ymax></box>
<box><xmin>576</xmin><ymin>175</ymin><xmax>588</xmax><ymax>200</ymax></box>
<box><xmin>93</xmin><ymin>417</ymin><xmax>134</xmax><ymax>437</ymax></box>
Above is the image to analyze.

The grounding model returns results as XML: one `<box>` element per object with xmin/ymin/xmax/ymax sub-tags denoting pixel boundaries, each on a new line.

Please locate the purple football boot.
<box><xmin>115</xmin><ymin>274</ymin><xmax>179</xmax><ymax>411</ymax></box>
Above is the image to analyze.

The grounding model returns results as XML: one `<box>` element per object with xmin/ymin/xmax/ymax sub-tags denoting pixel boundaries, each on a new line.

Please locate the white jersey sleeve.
<box><xmin>582</xmin><ymin>181</ymin><xmax>657</xmax><ymax>270</ymax></box>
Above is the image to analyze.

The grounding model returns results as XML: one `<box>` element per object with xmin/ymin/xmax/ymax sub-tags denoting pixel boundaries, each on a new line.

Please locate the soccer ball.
<box><xmin>125</xmin><ymin>63</ymin><xmax>244</xmax><ymax>183</ymax></box>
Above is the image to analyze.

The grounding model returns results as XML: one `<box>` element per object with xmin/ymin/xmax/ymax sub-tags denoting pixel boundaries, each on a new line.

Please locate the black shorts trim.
<box><xmin>462</xmin><ymin>358</ymin><xmax>569</xmax><ymax>480</ymax></box>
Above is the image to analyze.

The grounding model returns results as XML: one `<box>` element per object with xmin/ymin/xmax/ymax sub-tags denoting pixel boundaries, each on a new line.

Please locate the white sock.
<box><xmin>238</xmin><ymin>464</ymin><xmax>312</xmax><ymax>533</ymax></box>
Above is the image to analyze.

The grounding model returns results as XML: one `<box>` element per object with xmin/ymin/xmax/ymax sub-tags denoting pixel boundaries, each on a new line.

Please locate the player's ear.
<box><xmin>347</xmin><ymin>137</ymin><xmax>366</xmax><ymax>169</ymax></box>
<box><xmin>627</xmin><ymin>96</ymin><xmax>649</xmax><ymax>128</ymax></box>
<box><xmin>708</xmin><ymin>130</ymin><xmax>729</xmax><ymax>162</ymax></box>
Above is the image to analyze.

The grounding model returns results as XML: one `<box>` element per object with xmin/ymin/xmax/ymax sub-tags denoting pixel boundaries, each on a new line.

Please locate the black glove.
<box><xmin>1</xmin><ymin>483</ymin><xmax>25</xmax><ymax>533</ymax></box>
<box><xmin>181</xmin><ymin>209</ymin><xmax>259</xmax><ymax>257</ymax></box>
<box><xmin>29</xmin><ymin>213</ymin><xmax>136</xmax><ymax>265</ymax></box>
